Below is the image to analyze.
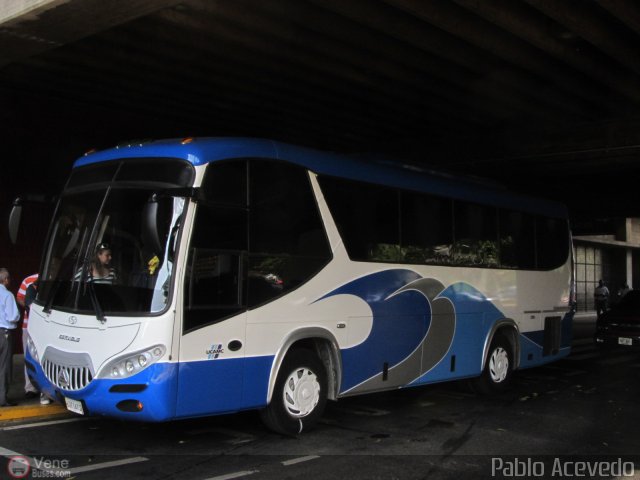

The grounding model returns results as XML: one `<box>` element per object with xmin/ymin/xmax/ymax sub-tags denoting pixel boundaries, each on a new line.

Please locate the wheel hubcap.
<box><xmin>489</xmin><ymin>347</ymin><xmax>509</xmax><ymax>383</ymax></box>
<box><xmin>283</xmin><ymin>367</ymin><xmax>320</xmax><ymax>418</ymax></box>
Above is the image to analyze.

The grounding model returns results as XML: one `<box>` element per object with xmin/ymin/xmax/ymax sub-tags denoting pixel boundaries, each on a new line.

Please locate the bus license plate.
<box><xmin>65</xmin><ymin>397</ymin><xmax>84</xmax><ymax>415</ymax></box>
<box><xmin>618</xmin><ymin>337</ymin><xmax>633</xmax><ymax>346</ymax></box>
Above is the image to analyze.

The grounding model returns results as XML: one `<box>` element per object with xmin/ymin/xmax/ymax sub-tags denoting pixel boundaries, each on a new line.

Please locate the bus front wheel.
<box><xmin>260</xmin><ymin>348</ymin><xmax>328</xmax><ymax>435</ymax></box>
<box><xmin>472</xmin><ymin>333</ymin><xmax>513</xmax><ymax>394</ymax></box>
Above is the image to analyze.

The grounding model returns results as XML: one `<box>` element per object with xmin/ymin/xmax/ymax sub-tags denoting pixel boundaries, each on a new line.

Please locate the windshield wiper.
<box><xmin>86</xmin><ymin>278</ymin><xmax>106</xmax><ymax>323</ymax></box>
<box><xmin>43</xmin><ymin>256</ymin><xmax>77</xmax><ymax>314</ymax></box>
<box><xmin>43</xmin><ymin>280</ymin><xmax>59</xmax><ymax>315</ymax></box>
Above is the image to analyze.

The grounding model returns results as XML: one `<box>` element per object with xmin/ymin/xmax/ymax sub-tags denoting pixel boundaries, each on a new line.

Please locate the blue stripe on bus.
<box><xmin>73</xmin><ymin>137</ymin><xmax>567</xmax><ymax>218</ymax></box>
<box><xmin>318</xmin><ymin>269</ymin><xmax>427</xmax><ymax>391</ymax></box>
<box><xmin>320</xmin><ymin>270</ymin><xmax>508</xmax><ymax>391</ymax></box>
<box><xmin>175</xmin><ymin>355</ymin><xmax>273</xmax><ymax>417</ymax></box>
<box><xmin>28</xmin><ymin>352</ymin><xmax>180</xmax><ymax>421</ymax></box>
<box><xmin>27</xmin><ymin>350</ymin><xmax>275</xmax><ymax>421</ymax></box>
<box><xmin>319</xmin><ymin>269</ymin><xmax>572</xmax><ymax>391</ymax></box>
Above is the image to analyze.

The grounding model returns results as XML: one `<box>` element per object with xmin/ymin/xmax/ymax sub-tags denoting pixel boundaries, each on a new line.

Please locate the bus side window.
<box><xmin>536</xmin><ymin>217</ymin><xmax>570</xmax><ymax>270</ymax></box>
<box><xmin>247</xmin><ymin>160</ymin><xmax>331</xmax><ymax>308</ymax></box>
<box><xmin>498</xmin><ymin>210</ymin><xmax>535</xmax><ymax>270</ymax></box>
<box><xmin>183</xmin><ymin>160</ymin><xmax>248</xmax><ymax>332</ymax></box>
<box><xmin>318</xmin><ymin>176</ymin><xmax>399</xmax><ymax>263</ymax></box>
<box><xmin>401</xmin><ymin>191</ymin><xmax>453</xmax><ymax>265</ymax></box>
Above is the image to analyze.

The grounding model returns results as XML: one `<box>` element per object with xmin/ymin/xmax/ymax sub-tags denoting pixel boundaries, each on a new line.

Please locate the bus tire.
<box><xmin>260</xmin><ymin>348</ymin><xmax>328</xmax><ymax>435</ymax></box>
<box><xmin>472</xmin><ymin>333</ymin><xmax>513</xmax><ymax>394</ymax></box>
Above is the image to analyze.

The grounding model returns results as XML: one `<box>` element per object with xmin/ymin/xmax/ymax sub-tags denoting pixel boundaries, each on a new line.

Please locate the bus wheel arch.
<box><xmin>261</xmin><ymin>330</ymin><xmax>341</xmax><ymax>435</ymax></box>
<box><xmin>473</xmin><ymin>321</ymin><xmax>520</xmax><ymax>394</ymax></box>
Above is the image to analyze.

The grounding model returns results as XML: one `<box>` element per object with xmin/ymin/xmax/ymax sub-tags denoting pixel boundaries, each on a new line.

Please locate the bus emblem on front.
<box><xmin>58</xmin><ymin>369</ymin><xmax>70</xmax><ymax>389</ymax></box>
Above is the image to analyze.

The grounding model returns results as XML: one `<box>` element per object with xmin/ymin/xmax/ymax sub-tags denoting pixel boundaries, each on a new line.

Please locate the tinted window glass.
<box><xmin>67</xmin><ymin>158</ymin><xmax>195</xmax><ymax>189</ymax></box>
<box><xmin>184</xmin><ymin>160</ymin><xmax>249</xmax><ymax>329</ymax></box>
<box><xmin>184</xmin><ymin>249</ymin><xmax>244</xmax><ymax>332</ymax></box>
<box><xmin>536</xmin><ymin>217</ymin><xmax>569</xmax><ymax>270</ymax></box>
<box><xmin>453</xmin><ymin>202</ymin><xmax>498</xmax><ymax>267</ymax></box>
<box><xmin>248</xmin><ymin>160</ymin><xmax>331</xmax><ymax>307</ymax></box>
<box><xmin>184</xmin><ymin>160</ymin><xmax>332</xmax><ymax>329</ymax></box>
<box><xmin>117</xmin><ymin>158</ymin><xmax>195</xmax><ymax>186</ymax></box>
<box><xmin>67</xmin><ymin>163</ymin><xmax>119</xmax><ymax>188</ymax></box>
<box><xmin>200</xmin><ymin>160</ymin><xmax>247</xmax><ymax>206</ymax></box>
<box><xmin>499</xmin><ymin>210</ymin><xmax>536</xmax><ymax>269</ymax></box>
<box><xmin>320</xmin><ymin>175</ymin><xmax>567</xmax><ymax>272</ymax></box>
<box><xmin>249</xmin><ymin>161</ymin><xmax>330</xmax><ymax>257</ymax></box>
<box><xmin>401</xmin><ymin>191</ymin><xmax>453</xmax><ymax>264</ymax></box>
<box><xmin>190</xmin><ymin>205</ymin><xmax>248</xmax><ymax>251</ymax></box>
<box><xmin>319</xmin><ymin>176</ymin><xmax>400</xmax><ymax>262</ymax></box>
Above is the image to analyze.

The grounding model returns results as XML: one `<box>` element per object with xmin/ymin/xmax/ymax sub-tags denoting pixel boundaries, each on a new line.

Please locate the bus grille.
<box><xmin>42</xmin><ymin>359</ymin><xmax>94</xmax><ymax>391</ymax></box>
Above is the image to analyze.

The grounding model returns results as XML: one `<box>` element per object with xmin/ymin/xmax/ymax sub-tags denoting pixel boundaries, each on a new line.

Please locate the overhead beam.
<box><xmin>453</xmin><ymin>0</ymin><xmax>640</xmax><ymax>105</ymax></box>
<box><xmin>525</xmin><ymin>0</ymin><xmax>640</xmax><ymax>76</ymax></box>
<box><xmin>0</xmin><ymin>0</ymin><xmax>181</xmax><ymax>67</ymax></box>
<box><xmin>597</xmin><ymin>0</ymin><xmax>640</xmax><ymax>34</ymax></box>
<box><xmin>307</xmin><ymin>0</ymin><xmax>585</xmax><ymax>128</ymax></box>
<box><xmin>0</xmin><ymin>0</ymin><xmax>65</xmax><ymax>25</ymax></box>
<box><xmin>383</xmin><ymin>0</ymin><xmax>607</xmax><ymax>117</ymax></box>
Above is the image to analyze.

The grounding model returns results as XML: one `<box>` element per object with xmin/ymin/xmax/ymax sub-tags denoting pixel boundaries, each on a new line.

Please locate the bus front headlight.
<box><xmin>25</xmin><ymin>332</ymin><xmax>39</xmax><ymax>364</ymax></box>
<box><xmin>98</xmin><ymin>345</ymin><xmax>166</xmax><ymax>379</ymax></box>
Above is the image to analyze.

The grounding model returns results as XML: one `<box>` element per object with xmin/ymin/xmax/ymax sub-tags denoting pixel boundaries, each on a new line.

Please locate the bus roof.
<box><xmin>74</xmin><ymin>137</ymin><xmax>568</xmax><ymax>218</ymax></box>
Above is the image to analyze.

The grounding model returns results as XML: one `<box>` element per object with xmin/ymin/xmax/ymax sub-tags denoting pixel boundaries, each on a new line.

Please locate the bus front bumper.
<box><xmin>24</xmin><ymin>351</ymin><xmax>178</xmax><ymax>421</ymax></box>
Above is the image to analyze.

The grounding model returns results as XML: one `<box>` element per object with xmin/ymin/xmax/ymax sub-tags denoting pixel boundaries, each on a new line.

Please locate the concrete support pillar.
<box><xmin>627</xmin><ymin>249</ymin><xmax>633</xmax><ymax>287</ymax></box>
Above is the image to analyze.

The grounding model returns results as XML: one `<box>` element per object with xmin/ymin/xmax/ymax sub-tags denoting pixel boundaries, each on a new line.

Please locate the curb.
<box><xmin>0</xmin><ymin>403</ymin><xmax>70</xmax><ymax>422</ymax></box>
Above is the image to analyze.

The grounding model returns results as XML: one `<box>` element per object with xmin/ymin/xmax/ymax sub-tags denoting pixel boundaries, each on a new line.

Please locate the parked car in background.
<box><xmin>595</xmin><ymin>290</ymin><xmax>640</xmax><ymax>348</ymax></box>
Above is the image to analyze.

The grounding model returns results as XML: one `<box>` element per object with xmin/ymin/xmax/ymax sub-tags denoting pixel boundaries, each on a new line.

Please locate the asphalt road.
<box><xmin>1</xmin><ymin>314</ymin><xmax>639</xmax><ymax>480</ymax></box>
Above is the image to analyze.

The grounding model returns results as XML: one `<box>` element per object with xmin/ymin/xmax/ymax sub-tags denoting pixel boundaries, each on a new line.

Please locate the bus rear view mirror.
<box><xmin>8</xmin><ymin>197</ymin><xmax>23</xmax><ymax>245</ymax></box>
<box><xmin>7</xmin><ymin>194</ymin><xmax>55</xmax><ymax>244</ymax></box>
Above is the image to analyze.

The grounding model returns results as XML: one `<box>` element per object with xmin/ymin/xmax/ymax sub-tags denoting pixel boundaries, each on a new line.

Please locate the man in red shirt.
<box><xmin>17</xmin><ymin>273</ymin><xmax>50</xmax><ymax>405</ymax></box>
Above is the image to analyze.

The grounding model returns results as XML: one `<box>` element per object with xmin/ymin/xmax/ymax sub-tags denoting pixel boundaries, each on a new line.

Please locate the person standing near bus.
<box><xmin>17</xmin><ymin>273</ymin><xmax>50</xmax><ymax>405</ymax></box>
<box><xmin>594</xmin><ymin>279</ymin><xmax>610</xmax><ymax>319</ymax></box>
<box><xmin>0</xmin><ymin>268</ymin><xmax>20</xmax><ymax>407</ymax></box>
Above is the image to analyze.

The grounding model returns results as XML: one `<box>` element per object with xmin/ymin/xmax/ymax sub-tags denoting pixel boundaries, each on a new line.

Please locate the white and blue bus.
<box><xmin>20</xmin><ymin>138</ymin><xmax>574</xmax><ymax>434</ymax></box>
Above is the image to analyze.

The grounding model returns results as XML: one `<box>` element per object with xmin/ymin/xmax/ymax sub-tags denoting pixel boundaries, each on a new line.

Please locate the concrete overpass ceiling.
<box><xmin>1</xmin><ymin>0</ymin><xmax>640</xmax><ymax>218</ymax></box>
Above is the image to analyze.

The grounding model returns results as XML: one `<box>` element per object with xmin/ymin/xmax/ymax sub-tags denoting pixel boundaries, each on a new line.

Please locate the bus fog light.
<box><xmin>116</xmin><ymin>399</ymin><xmax>144</xmax><ymax>412</ymax></box>
<box><xmin>98</xmin><ymin>345</ymin><xmax>167</xmax><ymax>380</ymax></box>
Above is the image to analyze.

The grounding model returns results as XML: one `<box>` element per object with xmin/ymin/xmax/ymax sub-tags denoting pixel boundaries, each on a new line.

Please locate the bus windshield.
<box><xmin>38</xmin><ymin>187</ymin><xmax>186</xmax><ymax>316</ymax></box>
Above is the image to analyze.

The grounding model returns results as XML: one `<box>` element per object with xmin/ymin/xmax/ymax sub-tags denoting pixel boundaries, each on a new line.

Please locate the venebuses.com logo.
<box><xmin>6</xmin><ymin>455</ymin><xmax>72</xmax><ymax>478</ymax></box>
<box><xmin>7</xmin><ymin>456</ymin><xmax>30</xmax><ymax>479</ymax></box>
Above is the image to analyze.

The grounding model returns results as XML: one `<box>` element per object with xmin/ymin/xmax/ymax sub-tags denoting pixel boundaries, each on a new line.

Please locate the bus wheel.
<box><xmin>260</xmin><ymin>349</ymin><xmax>328</xmax><ymax>435</ymax></box>
<box><xmin>472</xmin><ymin>334</ymin><xmax>513</xmax><ymax>394</ymax></box>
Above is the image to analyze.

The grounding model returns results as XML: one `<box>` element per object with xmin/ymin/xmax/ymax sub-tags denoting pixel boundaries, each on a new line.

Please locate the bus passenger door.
<box><xmin>176</xmin><ymin>249</ymin><xmax>247</xmax><ymax>417</ymax></box>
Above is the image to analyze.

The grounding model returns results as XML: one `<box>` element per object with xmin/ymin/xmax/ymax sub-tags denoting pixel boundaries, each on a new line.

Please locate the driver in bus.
<box><xmin>74</xmin><ymin>243</ymin><xmax>118</xmax><ymax>285</ymax></box>
<box><xmin>89</xmin><ymin>243</ymin><xmax>117</xmax><ymax>284</ymax></box>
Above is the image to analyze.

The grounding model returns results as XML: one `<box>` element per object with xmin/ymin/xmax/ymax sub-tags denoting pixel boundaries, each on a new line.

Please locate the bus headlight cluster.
<box><xmin>98</xmin><ymin>345</ymin><xmax>166</xmax><ymax>379</ymax></box>
<box><xmin>25</xmin><ymin>332</ymin><xmax>39</xmax><ymax>364</ymax></box>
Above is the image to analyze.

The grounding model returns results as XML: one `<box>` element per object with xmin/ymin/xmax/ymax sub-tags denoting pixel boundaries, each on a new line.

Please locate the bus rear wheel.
<box><xmin>472</xmin><ymin>333</ymin><xmax>513</xmax><ymax>394</ymax></box>
<box><xmin>260</xmin><ymin>348</ymin><xmax>328</xmax><ymax>435</ymax></box>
